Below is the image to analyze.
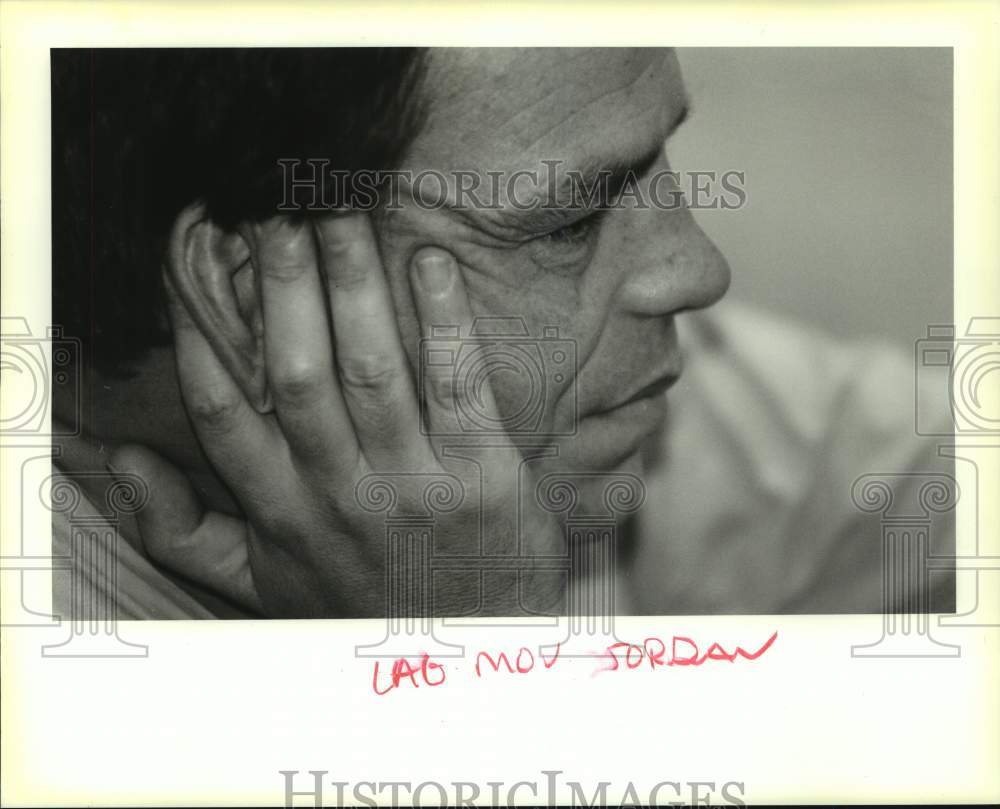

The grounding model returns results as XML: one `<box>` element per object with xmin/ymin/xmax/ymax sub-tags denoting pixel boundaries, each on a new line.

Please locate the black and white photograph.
<box><xmin>2</xmin><ymin>2</ymin><xmax>998</xmax><ymax>807</ymax></box>
<box><xmin>48</xmin><ymin>45</ymin><xmax>956</xmax><ymax>619</ymax></box>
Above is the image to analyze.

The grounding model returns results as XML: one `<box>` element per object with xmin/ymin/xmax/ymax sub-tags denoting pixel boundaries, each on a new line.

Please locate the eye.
<box><xmin>541</xmin><ymin>211</ymin><xmax>602</xmax><ymax>246</ymax></box>
<box><xmin>527</xmin><ymin>209</ymin><xmax>608</xmax><ymax>275</ymax></box>
<box><xmin>539</xmin><ymin>210</ymin><xmax>604</xmax><ymax>246</ymax></box>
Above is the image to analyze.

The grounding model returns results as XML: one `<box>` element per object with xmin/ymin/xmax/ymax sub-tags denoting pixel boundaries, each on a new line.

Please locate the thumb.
<box><xmin>108</xmin><ymin>443</ymin><xmax>263</xmax><ymax>614</ymax></box>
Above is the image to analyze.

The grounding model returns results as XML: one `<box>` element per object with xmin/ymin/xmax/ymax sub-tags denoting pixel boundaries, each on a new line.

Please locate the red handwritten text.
<box><xmin>372</xmin><ymin>653</ymin><xmax>446</xmax><ymax>695</ymax></box>
<box><xmin>598</xmin><ymin>631</ymin><xmax>779</xmax><ymax>673</ymax></box>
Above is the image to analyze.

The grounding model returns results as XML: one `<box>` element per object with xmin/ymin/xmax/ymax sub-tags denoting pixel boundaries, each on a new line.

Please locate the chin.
<box><xmin>537</xmin><ymin>426</ymin><xmax>652</xmax><ymax>480</ymax></box>
<box><xmin>546</xmin><ymin>396</ymin><xmax>667</xmax><ymax>474</ymax></box>
<box><xmin>613</xmin><ymin>450</ymin><xmax>646</xmax><ymax>478</ymax></box>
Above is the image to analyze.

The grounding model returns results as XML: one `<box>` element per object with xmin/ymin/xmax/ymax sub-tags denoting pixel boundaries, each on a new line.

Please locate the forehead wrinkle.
<box><xmin>413</xmin><ymin>49</ymin><xmax>674</xmax><ymax>166</ymax></box>
<box><xmin>399</xmin><ymin>49</ymin><xmax>683</xmax><ymax>233</ymax></box>
<box><xmin>512</xmin><ymin>52</ymin><xmax>672</xmax><ymax>155</ymax></box>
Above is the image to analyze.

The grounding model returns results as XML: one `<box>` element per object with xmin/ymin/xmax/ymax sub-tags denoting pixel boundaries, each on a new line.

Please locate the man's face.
<box><xmin>377</xmin><ymin>48</ymin><xmax>730</xmax><ymax>473</ymax></box>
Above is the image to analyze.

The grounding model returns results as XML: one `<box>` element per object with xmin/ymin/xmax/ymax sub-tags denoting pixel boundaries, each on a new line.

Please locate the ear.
<box><xmin>165</xmin><ymin>202</ymin><xmax>272</xmax><ymax>413</ymax></box>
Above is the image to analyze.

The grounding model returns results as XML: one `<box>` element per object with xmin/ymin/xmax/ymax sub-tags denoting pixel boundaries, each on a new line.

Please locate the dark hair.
<box><xmin>51</xmin><ymin>47</ymin><xmax>427</xmax><ymax>376</ymax></box>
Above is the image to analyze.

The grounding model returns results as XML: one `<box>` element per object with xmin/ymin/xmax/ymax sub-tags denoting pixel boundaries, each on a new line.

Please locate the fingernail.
<box><xmin>415</xmin><ymin>254</ymin><xmax>455</xmax><ymax>295</ymax></box>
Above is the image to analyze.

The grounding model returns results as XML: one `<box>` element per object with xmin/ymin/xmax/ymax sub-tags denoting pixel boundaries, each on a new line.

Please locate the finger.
<box><xmin>164</xmin><ymin>265</ymin><xmax>281</xmax><ymax>496</ymax></box>
<box><xmin>110</xmin><ymin>444</ymin><xmax>264</xmax><ymax>615</ymax></box>
<box><xmin>252</xmin><ymin>218</ymin><xmax>359</xmax><ymax>468</ymax></box>
<box><xmin>314</xmin><ymin>213</ymin><xmax>430</xmax><ymax>467</ymax></box>
<box><xmin>409</xmin><ymin>248</ymin><xmax>504</xmax><ymax>439</ymax></box>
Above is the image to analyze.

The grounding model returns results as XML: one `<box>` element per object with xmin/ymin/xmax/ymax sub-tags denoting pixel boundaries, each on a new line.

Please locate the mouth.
<box><xmin>558</xmin><ymin>364</ymin><xmax>681</xmax><ymax>471</ymax></box>
<box><xmin>587</xmin><ymin>367</ymin><xmax>682</xmax><ymax>418</ymax></box>
<box><xmin>619</xmin><ymin>374</ymin><xmax>680</xmax><ymax>409</ymax></box>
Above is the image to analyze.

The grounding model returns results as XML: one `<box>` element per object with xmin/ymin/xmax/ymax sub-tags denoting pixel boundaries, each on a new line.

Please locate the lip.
<box><xmin>562</xmin><ymin>367</ymin><xmax>680</xmax><ymax>471</ymax></box>
<box><xmin>586</xmin><ymin>367</ymin><xmax>682</xmax><ymax>418</ymax></box>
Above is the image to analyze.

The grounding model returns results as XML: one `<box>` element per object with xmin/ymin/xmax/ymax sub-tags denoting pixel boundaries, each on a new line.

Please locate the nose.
<box><xmin>615</xmin><ymin>208</ymin><xmax>731</xmax><ymax>317</ymax></box>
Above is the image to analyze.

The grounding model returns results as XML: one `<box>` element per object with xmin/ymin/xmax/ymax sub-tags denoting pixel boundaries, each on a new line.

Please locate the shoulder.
<box><xmin>50</xmin><ymin>465</ymin><xmax>220</xmax><ymax>620</ymax></box>
<box><xmin>676</xmin><ymin>299</ymin><xmax>951</xmax><ymax>476</ymax></box>
<box><xmin>633</xmin><ymin>301</ymin><xmax>954</xmax><ymax>613</ymax></box>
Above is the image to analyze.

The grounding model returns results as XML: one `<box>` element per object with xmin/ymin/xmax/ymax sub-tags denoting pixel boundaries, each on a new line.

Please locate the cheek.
<box><xmin>375</xmin><ymin>208</ymin><xmax>617</xmax><ymax>396</ymax></box>
<box><xmin>452</xmin><ymin>262</ymin><xmax>614</xmax><ymax>432</ymax></box>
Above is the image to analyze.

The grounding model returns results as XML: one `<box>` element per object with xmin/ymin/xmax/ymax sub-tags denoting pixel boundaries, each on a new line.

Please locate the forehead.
<box><xmin>406</xmin><ymin>48</ymin><xmax>685</xmax><ymax>172</ymax></box>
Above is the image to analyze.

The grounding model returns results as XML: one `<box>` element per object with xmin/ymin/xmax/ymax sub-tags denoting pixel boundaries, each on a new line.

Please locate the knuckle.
<box><xmin>271</xmin><ymin>360</ymin><xmax>327</xmax><ymax>406</ymax></box>
<box><xmin>338</xmin><ymin>353</ymin><xmax>398</xmax><ymax>392</ymax></box>
<box><xmin>424</xmin><ymin>371</ymin><xmax>457</xmax><ymax>406</ymax></box>
<box><xmin>324</xmin><ymin>243</ymin><xmax>369</xmax><ymax>290</ymax></box>
<box><xmin>320</xmin><ymin>234</ymin><xmax>356</xmax><ymax>261</ymax></box>
<box><xmin>261</xmin><ymin>259</ymin><xmax>312</xmax><ymax>285</ymax></box>
<box><xmin>186</xmin><ymin>389</ymin><xmax>242</xmax><ymax>432</ymax></box>
<box><xmin>257</xmin><ymin>223</ymin><xmax>313</xmax><ymax>276</ymax></box>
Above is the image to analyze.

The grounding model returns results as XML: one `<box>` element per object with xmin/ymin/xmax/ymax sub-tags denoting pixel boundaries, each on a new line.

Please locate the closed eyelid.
<box><xmin>430</xmin><ymin>141</ymin><xmax>671</xmax><ymax>248</ymax></box>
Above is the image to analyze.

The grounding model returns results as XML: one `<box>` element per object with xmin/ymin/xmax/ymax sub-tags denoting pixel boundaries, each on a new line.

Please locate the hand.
<box><xmin>111</xmin><ymin>211</ymin><xmax>565</xmax><ymax>617</ymax></box>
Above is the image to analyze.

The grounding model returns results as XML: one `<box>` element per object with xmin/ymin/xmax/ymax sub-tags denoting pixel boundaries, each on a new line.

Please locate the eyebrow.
<box><xmin>488</xmin><ymin>99</ymin><xmax>691</xmax><ymax>235</ymax></box>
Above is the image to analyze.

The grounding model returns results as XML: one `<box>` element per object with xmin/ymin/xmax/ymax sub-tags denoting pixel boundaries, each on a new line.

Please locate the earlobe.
<box><xmin>165</xmin><ymin>202</ymin><xmax>272</xmax><ymax>413</ymax></box>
